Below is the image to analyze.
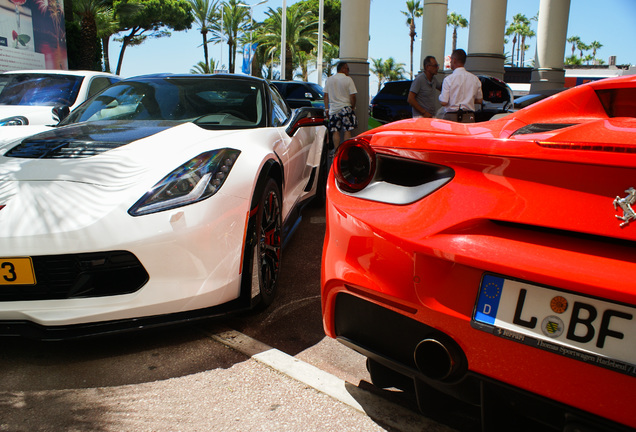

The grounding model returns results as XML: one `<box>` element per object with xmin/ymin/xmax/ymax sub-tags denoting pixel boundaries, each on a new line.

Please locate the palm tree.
<box><xmin>208</xmin><ymin>0</ymin><xmax>249</xmax><ymax>73</ymax></box>
<box><xmin>447</xmin><ymin>12</ymin><xmax>468</xmax><ymax>54</ymax></box>
<box><xmin>519</xmin><ymin>26</ymin><xmax>535</xmax><ymax>66</ymax></box>
<box><xmin>590</xmin><ymin>40</ymin><xmax>603</xmax><ymax>64</ymax></box>
<box><xmin>505</xmin><ymin>22</ymin><xmax>521</xmax><ymax>66</ymax></box>
<box><xmin>188</xmin><ymin>0</ymin><xmax>219</xmax><ymax>73</ymax></box>
<box><xmin>567</xmin><ymin>35</ymin><xmax>581</xmax><ymax>59</ymax></box>
<box><xmin>191</xmin><ymin>58</ymin><xmax>220</xmax><ymax>73</ymax></box>
<box><xmin>402</xmin><ymin>0</ymin><xmax>422</xmax><ymax>79</ymax></box>
<box><xmin>322</xmin><ymin>43</ymin><xmax>339</xmax><ymax>78</ymax></box>
<box><xmin>577</xmin><ymin>40</ymin><xmax>589</xmax><ymax>58</ymax></box>
<box><xmin>370</xmin><ymin>57</ymin><xmax>387</xmax><ymax>93</ymax></box>
<box><xmin>370</xmin><ymin>57</ymin><xmax>406</xmax><ymax>92</ymax></box>
<box><xmin>506</xmin><ymin>13</ymin><xmax>529</xmax><ymax>66</ymax></box>
<box><xmin>254</xmin><ymin>4</ymin><xmax>320</xmax><ymax>80</ymax></box>
<box><xmin>95</xmin><ymin>6</ymin><xmax>120</xmax><ymax>73</ymax></box>
<box><xmin>74</xmin><ymin>0</ymin><xmax>108</xmax><ymax>70</ymax></box>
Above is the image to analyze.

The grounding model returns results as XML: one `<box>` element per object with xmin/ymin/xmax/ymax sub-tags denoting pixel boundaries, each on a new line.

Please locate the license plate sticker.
<box><xmin>0</xmin><ymin>257</ymin><xmax>36</xmax><ymax>285</ymax></box>
<box><xmin>472</xmin><ymin>274</ymin><xmax>636</xmax><ymax>377</ymax></box>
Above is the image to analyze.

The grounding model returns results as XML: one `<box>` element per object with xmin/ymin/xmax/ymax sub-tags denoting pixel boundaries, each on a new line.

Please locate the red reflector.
<box><xmin>537</xmin><ymin>141</ymin><xmax>636</xmax><ymax>153</ymax></box>
<box><xmin>334</xmin><ymin>136</ymin><xmax>376</xmax><ymax>192</ymax></box>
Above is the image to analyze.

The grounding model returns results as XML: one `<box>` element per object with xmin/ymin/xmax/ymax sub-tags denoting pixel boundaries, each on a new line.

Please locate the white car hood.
<box><xmin>0</xmin><ymin>120</ymin><xmax>241</xmax><ymax>185</ymax></box>
<box><xmin>0</xmin><ymin>120</ymin><xmax>267</xmax><ymax>238</ymax></box>
<box><xmin>0</xmin><ymin>104</ymin><xmax>59</xmax><ymax>126</ymax></box>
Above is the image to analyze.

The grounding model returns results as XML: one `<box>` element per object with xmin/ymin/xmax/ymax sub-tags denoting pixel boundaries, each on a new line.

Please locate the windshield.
<box><xmin>0</xmin><ymin>74</ymin><xmax>83</xmax><ymax>106</ymax></box>
<box><xmin>63</xmin><ymin>77</ymin><xmax>266</xmax><ymax>129</ymax></box>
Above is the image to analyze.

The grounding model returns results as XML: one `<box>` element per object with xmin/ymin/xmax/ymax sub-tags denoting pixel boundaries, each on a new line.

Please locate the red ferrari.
<box><xmin>322</xmin><ymin>75</ymin><xmax>636</xmax><ymax>431</ymax></box>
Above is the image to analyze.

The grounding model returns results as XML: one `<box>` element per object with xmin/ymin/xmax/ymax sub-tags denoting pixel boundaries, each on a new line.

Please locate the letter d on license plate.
<box><xmin>472</xmin><ymin>274</ymin><xmax>636</xmax><ymax>377</ymax></box>
<box><xmin>1</xmin><ymin>257</ymin><xmax>36</xmax><ymax>285</ymax></box>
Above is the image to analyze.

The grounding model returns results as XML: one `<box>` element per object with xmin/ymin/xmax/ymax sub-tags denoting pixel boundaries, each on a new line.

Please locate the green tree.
<box><xmin>506</xmin><ymin>13</ymin><xmax>530</xmax><ymax>66</ymax></box>
<box><xmin>370</xmin><ymin>57</ymin><xmax>406</xmax><ymax>92</ymax></box>
<box><xmin>565</xmin><ymin>55</ymin><xmax>582</xmax><ymax>66</ymax></box>
<box><xmin>402</xmin><ymin>0</ymin><xmax>422</xmax><ymax>79</ymax></box>
<box><xmin>207</xmin><ymin>0</ymin><xmax>249</xmax><ymax>74</ymax></box>
<box><xmin>254</xmin><ymin>3</ymin><xmax>319</xmax><ymax>80</ymax></box>
<box><xmin>567</xmin><ymin>35</ymin><xmax>581</xmax><ymax>59</ymax></box>
<box><xmin>519</xmin><ymin>26</ymin><xmax>535</xmax><ymax>66</ymax></box>
<box><xmin>322</xmin><ymin>43</ymin><xmax>340</xmax><ymax>78</ymax></box>
<box><xmin>576</xmin><ymin>40</ymin><xmax>589</xmax><ymax>58</ymax></box>
<box><xmin>96</xmin><ymin>5</ymin><xmax>123</xmax><ymax>73</ymax></box>
<box><xmin>73</xmin><ymin>0</ymin><xmax>107</xmax><ymax>70</ymax></box>
<box><xmin>590</xmin><ymin>40</ymin><xmax>603</xmax><ymax>64</ymax></box>
<box><xmin>302</xmin><ymin>0</ymin><xmax>340</xmax><ymax>47</ymax></box>
<box><xmin>188</xmin><ymin>0</ymin><xmax>219</xmax><ymax>73</ymax></box>
<box><xmin>191</xmin><ymin>58</ymin><xmax>221</xmax><ymax>73</ymax></box>
<box><xmin>447</xmin><ymin>11</ymin><xmax>468</xmax><ymax>54</ymax></box>
<box><xmin>113</xmin><ymin>0</ymin><xmax>194</xmax><ymax>75</ymax></box>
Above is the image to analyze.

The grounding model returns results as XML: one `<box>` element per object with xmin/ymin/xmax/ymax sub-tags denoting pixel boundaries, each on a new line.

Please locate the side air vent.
<box><xmin>5</xmin><ymin>140</ymin><xmax>123</xmax><ymax>159</ymax></box>
<box><xmin>511</xmin><ymin>123</ymin><xmax>577</xmax><ymax>136</ymax></box>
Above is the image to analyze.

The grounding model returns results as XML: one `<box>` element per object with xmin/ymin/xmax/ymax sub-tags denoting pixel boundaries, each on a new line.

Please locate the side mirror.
<box><xmin>286</xmin><ymin>107</ymin><xmax>326</xmax><ymax>136</ymax></box>
<box><xmin>52</xmin><ymin>105</ymin><xmax>70</xmax><ymax>123</ymax></box>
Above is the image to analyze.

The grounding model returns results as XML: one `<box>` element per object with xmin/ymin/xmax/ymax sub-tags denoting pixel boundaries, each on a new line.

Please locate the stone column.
<box><xmin>339</xmin><ymin>0</ymin><xmax>370</xmax><ymax>135</ymax></box>
<box><xmin>530</xmin><ymin>0</ymin><xmax>571</xmax><ymax>91</ymax></box>
<box><xmin>464</xmin><ymin>0</ymin><xmax>507</xmax><ymax>80</ymax></box>
<box><xmin>419</xmin><ymin>0</ymin><xmax>448</xmax><ymax>74</ymax></box>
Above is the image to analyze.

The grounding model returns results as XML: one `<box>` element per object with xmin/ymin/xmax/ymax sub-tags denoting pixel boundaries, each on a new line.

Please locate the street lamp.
<box><xmin>238</xmin><ymin>0</ymin><xmax>268</xmax><ymax>75</ymax></box>
<box><xmin>281</xmin><ymin>0</ymin><xmax>286</xmax><ymax>79</ymax></box>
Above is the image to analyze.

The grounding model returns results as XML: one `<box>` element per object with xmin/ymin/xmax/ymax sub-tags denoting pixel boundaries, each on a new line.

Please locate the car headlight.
<box><xmin>333</xmin><ymin>136</ymin><xmax>454</xmax><ymax>205</ymax></box>
<box><xmin>0</xmin><ymin>116</ymin><xmax>29</xmax><ymax>126</ymax></box>
<box><xmin>128</xmin><ymin>148</ymin><xmax>240</xmax><ymax>216</ymax></box>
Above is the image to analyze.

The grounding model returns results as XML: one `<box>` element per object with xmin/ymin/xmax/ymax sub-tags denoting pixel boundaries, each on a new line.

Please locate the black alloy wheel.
<box><xmin>251</xmin><ymin>178</ymin><xmax>282</xmax><ymax>307</ymax></box>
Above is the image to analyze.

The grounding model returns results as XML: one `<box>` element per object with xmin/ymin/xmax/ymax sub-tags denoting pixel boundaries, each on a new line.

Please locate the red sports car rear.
<box><xmin>321</xmin><ymin>76</ymin><xmax>636</xmax><ymax>431</ymax></box>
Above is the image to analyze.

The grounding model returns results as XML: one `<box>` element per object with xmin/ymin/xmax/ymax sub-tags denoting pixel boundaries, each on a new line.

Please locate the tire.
<box><xmin>246</xmin><ymin>178</ymin><xmax>282</xmax><ymax>308</ymax></box>
<box><xmin>313</xmin><ymin>136</ymin><xmax>329</xmax><ymax>206</ymax></box>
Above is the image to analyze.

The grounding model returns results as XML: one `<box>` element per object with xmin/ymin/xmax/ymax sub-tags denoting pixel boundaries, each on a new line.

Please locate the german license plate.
<box><xmin>0</xmin><ymin>257</ymin><xmax>36</xmax><ymax>285</ymax></box>
<box><xmin>472</xmin><ymin>274</ymin><xmax>636</xmax><ymax>377</ymax></box>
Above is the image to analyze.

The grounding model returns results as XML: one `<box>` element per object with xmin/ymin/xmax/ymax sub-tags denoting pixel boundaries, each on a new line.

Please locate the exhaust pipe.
<box><xmin>414</xmin><ymin>338</ymin><xmax>462</xmax><ymax>381</ymax></box>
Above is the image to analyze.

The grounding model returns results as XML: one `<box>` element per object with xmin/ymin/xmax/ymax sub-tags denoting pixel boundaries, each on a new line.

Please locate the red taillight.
<box><xmin>334</xmin><ymin>137</ymin><xmax>376</xmax><ymax>192</ymax></box>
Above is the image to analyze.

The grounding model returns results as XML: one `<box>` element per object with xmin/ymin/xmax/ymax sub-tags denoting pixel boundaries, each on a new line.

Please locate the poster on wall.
<box><xmin>0</xmin><ymin>0</ymin><xmax>67</xmax><ymax>72</ymax></box>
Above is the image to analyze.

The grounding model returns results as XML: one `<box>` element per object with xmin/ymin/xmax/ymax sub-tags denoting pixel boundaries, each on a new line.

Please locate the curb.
<box><xmin>208</xmin><ymin>329</ymin><xmax>455</xmax><ymax>432</ymax></box>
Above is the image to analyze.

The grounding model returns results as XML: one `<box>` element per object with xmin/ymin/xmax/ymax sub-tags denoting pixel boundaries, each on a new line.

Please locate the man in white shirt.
<box><xmin>439</xmin><ymin>49</ymin><xmax>483</xmax><ymax>123</ymax></box>
<box><xmin>324</xmin><ymin>62</ymin><xmax>358</xmax><ymax>149</ymax></box>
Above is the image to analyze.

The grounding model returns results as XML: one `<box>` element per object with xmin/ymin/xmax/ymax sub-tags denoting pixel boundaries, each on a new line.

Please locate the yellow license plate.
<box><xmin>0</xmin><ymin>257</ymin><xmax>36</xmax><ymax>285</ymax></box>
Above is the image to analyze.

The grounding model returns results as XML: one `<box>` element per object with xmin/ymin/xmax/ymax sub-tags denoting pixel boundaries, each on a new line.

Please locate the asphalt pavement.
<box><xmin>0</xmin><ymin>203</ymin><xmax>462</xmax><ymax>432</ymax></box>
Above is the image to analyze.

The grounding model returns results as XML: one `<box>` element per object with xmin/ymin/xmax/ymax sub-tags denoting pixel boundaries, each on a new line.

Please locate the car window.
<box><xmin>378</xmin><ymin>81</ymin><xmax>412</xmax><ymax>97</ymax></box>
<box><xmin>0</xmin><ymin>74</ymin><xmax>83</xmax><ymax>106</ymax></box>
<box><xmin>269</xmin><ymin>84</ymin><xmax>290</xmax><ymax>126</ymax></box>
<box><xmin>596</xmin><ymin>88</ymin><xmax>636</xmax><ymax>118</ymax></box>
<box><xmin>287</xmin><ymin>83</ymin><xmax>317</xmax><ymax>100</ymax></box>
<box><xmin>87</xmin><ymin>77</ymin><xmax>115</xmax><ymax>98</ymax></box>
<box><xmin>63</xmin><ymin>77</ymin><xmax>266</xmax><ymax>128</ymax></box>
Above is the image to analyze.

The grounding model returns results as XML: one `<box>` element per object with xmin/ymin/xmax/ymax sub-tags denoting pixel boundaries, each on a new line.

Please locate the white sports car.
<box><xmin>0</xmin><ymin>74</ymin><xmax>328</xmax><ymax>339</ymax></box>
<box><xmin>0</xmin><ymin>70</ymin><xmax>121</xmax><ymax>127</ymax></box>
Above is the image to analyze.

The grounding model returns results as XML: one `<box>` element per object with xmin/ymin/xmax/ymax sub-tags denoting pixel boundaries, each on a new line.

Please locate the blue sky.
<box><xmin>110</xmin><ymin>0</ymin><xmax>636</xmax><ymax>94</ymax></box>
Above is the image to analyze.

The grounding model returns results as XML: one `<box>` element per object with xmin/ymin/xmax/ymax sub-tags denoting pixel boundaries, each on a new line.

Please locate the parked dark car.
<box><xmin>513</xmin><ymin>88</ymin><xmax>566</xmax><ymax>109</ymax></box>
<box><xmin>370</xmin><ymin>75</ymin><xmax>514</xmax><ymax>124</ymax></box>
<box><xmin>271</xmin><ymin>80</ymin><xmax>325</xmax><ymax>109</ymax></box>
<box><xmin>369</xmin><ymin>80</ymin><xmax>413</xmax><ymax>123</ymax></box>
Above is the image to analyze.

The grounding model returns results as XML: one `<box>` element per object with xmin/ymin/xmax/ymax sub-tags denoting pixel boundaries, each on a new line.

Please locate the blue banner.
<box><xmin>242</xmin><ymin>43</ymin><xmax>258</xmax><ymax>74</ymax></box>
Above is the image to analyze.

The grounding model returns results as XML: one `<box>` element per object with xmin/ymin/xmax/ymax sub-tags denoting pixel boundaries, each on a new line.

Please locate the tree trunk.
<box><xmin>452</xmin><ymin>28</ymin><xmax>457</xmax><ymax>52</ymax></box>
<box><xmin>102</xmin><ymin>37</ymin><xmax>111</xmax><ymax>73</ymax></box>
<box><xmin>78</xmin><ymin>14</ymin><xmax>99</xmax><ymax>70</ymax></box>
<box><xmin>202</xmin><ymin>30</ymin><xmax>209</xmax><ymax>73</ymax></box>
<box><xmin>116</xmin><ymin>34</ymin><xmax>132</xmax><ymax>75</ymax></box>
